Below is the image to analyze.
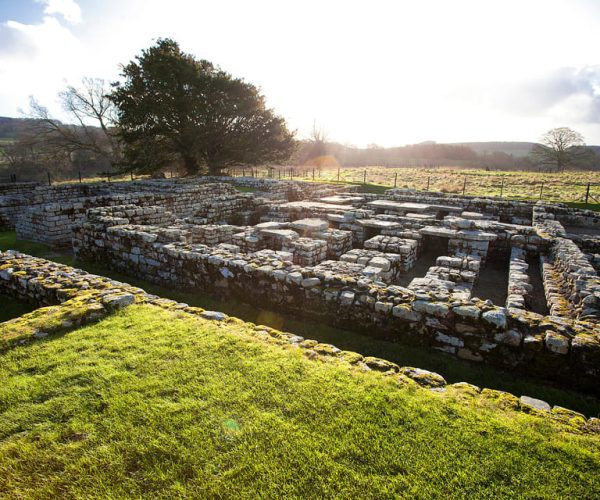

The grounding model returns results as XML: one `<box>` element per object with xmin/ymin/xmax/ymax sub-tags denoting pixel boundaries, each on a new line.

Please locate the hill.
<box><xmin>452</xmin><ymin>141</ymin><xmax>537</xmax><ymax>157</ymax></box>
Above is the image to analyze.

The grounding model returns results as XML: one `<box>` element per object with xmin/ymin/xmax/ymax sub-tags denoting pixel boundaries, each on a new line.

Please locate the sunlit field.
<box><xmin>290</xmin><ymin>167</ymin><xmax>600</xmax><ymax>203</ymax></box>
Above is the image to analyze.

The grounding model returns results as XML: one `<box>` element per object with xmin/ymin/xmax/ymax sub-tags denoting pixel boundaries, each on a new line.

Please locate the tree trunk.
<box><xmin>207</xmin><ymin>161</ymin><xmax>221</xmax><ymax>176</ymax></box>
<box><xmin>183</xmin><ymin>155</ymin><xmax>200</xmax><ymax>176</ymax></box>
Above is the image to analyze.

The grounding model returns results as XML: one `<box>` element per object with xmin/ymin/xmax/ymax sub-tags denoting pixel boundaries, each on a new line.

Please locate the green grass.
<box><xmin>564</xmin><ymin>202</ymin><xmax>600</xmax><ymax>212</ymax></box>
<box><xmin>1</xmin><ymin>304</ymin><xmax>599</xmax><ymax>497</ymax></box>
<box><xmin>1</xmin><ymin>230</ymin><xmax>599</xmax><ymax>416</ymax></box>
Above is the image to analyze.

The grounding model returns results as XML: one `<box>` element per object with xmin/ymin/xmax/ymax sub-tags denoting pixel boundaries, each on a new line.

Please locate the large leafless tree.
<box><xmin>530</xmin><ymin>127</ymin><xmax>592</xmax><ymax>171</ymax></box>
<box><xmin>1</xmin><ymin>78</ymin><xmax>121</xmax><ymax>180</ymax></box>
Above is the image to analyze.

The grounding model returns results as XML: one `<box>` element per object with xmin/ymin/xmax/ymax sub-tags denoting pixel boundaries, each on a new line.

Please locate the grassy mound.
<box><xmin>1</xmin><ymin>305</ymin><xmax>599</xmax><ymax>497</ymax></box>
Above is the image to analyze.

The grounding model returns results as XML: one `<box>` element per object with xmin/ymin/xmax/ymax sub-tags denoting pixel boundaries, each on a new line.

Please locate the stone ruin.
<box><xmin>2</xmin><ymin>178</ymin><xmax>600</xmax><ymax>394</ymax></box>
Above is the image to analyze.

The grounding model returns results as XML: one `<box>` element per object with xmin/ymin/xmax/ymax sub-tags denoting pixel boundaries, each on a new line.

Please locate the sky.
<box><xmin>1</xmin><ymin>0</ymin><xmax>600</xmax><ymax>147</ymax></box>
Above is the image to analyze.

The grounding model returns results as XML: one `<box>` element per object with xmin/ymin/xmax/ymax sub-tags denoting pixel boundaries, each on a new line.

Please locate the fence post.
<box><xmin>47</xmin><ymin>171</ymin><xmax>51</xmax><ymax>186</ymax></box>
<box><xmin>363</xmin><ymin>170</ymin><xmax>367</xmax><ymax>185</ymax></box>
<box><xmin>462</xmin><ymin>176</ymin><xmax>467</xmax><ymax>196</ymax></box>
<box><xmin>585</xmin><ymin>183</ymin><xmax>590</xmax><ymax>206</ymax></box>
<box><xmin>426</xmin><ymin>177</ymin><xmax>430</xmax><ymax>191</ymax></box>
<box><xmin>130</xmin><ymin>170</ymin><xmax>134</xmax><ymax>181</ymax></box>
<box><xmin>312</xmin><ymin>168</ymin><xmax>315</xmax><ymax>180</ymax></box>
<box><xmin>500</xmin><ymin>178</ymin><xmax>504</xmax><ymax>197</ymax></box>
<box><xmin>337</xmin><ymin>168</ymin><xmax>340</xmax><ymax>182</ymax></box>
<box><xmin>394</xmin><ymin>172</ymin><xmax>397</xmax><ymax>188</ymax></box>
<box><xmin>78</xmin><ymin>170</ymin><xmax>82</xmax><ymax>183</ymax></box>
<box><xmin>539</xmin><ymin>182</ymin><xmax>544</xmax><ymax>200</ymax></box>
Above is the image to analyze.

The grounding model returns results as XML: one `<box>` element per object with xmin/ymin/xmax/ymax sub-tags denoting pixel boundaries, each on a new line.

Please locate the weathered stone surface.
<box><xmin>482</xmin><ymin>309</ymin><xmax>507</xmax><ymax>330</ymax></box>
<box><xmin>101</xmin><ymin>293</ymin><xmax>135</xmax><ymax>310</ymax></box>
<box><xmin>201</xmin><ymin>311</ymin><xmax>228</xmax><ymax>321</ymax></box>
<box><xmin>520</xmin><ymin>395</ymin><xmax>551</xmax><ymax>413</ymax></box>
<box><xmin>399</xmin><ymin>367</ymin><xmax>447</xmax><ymax>388</ymax></box>
<box><xmin>544</xmin><ymin>331</ymin><xmax>570</xmax><ymax>355</ymax></box>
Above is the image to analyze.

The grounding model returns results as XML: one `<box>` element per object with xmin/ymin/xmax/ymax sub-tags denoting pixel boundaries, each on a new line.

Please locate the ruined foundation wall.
<box><xmin>72</xmin><ymin>215</ymin><xmax>600</xmax><ymax>393</ymax></box>
<box><xmin>13</xmin><ymin>183</ymin><xmax>242</xmax><ymax>247</ymax></box>
<box><xmin>382</xmin><ymin>189</ymin><xmax>534</xmax><ymax>223</ymax></box>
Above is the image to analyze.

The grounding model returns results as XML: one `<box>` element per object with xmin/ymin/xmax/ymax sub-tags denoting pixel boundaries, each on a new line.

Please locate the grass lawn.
<box><xmin>1</xmin><ymin>304</ymin><xmax>599</xmax><ymax>497</ymax></box>
<box><xmin>1</xmin><ymin>230</ymin><xmax>599</xmax><ymax>417</ymax></box>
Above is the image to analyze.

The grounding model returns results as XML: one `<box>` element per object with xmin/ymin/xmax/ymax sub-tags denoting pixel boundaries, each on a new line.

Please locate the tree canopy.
<box><xmin>110</xmin><ymin>39</ymin><xmax>296</xmax><ymax>176</ymax></box>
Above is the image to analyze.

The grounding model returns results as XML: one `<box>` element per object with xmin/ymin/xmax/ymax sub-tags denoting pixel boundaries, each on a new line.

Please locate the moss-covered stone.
<box><xmin>480</xmin><ymin>389</ymin><xmax>520</xmax><ymax>410</ymax></box>
<box><xmin>399</xmin><ymin>367</ymin><xmax>446</xmax><ymax>388</ymax></box>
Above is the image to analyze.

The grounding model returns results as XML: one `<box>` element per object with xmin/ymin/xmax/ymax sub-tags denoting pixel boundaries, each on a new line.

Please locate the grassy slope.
<box><xmin>1</xmin><ymin>230</ymin><xmax>599</xmax><ymax>416</ymax></box>
<box><xmin>1</xmin><ymin>304</ymin><xmax>599</xmax><ymax>497</ymax></box>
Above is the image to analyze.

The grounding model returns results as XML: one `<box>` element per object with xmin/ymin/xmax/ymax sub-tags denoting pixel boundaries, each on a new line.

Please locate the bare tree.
<box><xmin>530</xmin><ymin>127</ymin><xmax>592</xmax><ymax>172</ymax></box>
<box><xmin>58</xmin><ymin>77</ymin><xmax>120</xmax><ymax>163</ymax></box>
<box><xmin>3</xmin><ymin>78</ymin><xmax>122</xmax><ymax>180</ymax></box>
<box><xmin>298</xmin><ymin>121</ymin><xmax>330</xmax><ymax>173</ymax></box>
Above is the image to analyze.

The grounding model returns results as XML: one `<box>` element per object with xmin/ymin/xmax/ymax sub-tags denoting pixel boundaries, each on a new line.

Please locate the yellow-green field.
<box><xmin>308</xmin><ymin>167</ymin><xmax>600</xmax><ymax>203</ymax></box>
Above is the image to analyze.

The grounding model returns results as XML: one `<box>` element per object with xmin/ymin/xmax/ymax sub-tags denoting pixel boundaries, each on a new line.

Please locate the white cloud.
<box><xmin>36</xmin><ymin>0</ymin><xmax>82</xmax><ymax>24</ymax></box>
<box><xmin>0</xmin><ymin>14</ymin><xmax>84</xmax><ymax>118</ymax></box>
<box><xmin>2</xmin><ymin>0</ymin><xmax>600</xmax><ymax>144</ymax></box>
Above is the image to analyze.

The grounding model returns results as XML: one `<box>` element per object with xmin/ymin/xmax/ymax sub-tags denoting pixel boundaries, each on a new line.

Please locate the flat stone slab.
<box><xmin>319</xmin><ymin>195</ymin><xmax>364</xmax><ymax>204</ymax></box>
<box><xmin>368</xmin><ymin>200</ymin><xmax>462</xmax><ymax>214</ymax></box>
<box><xmin>357</xmin><ymin>219</ymin><xmax>401</xmax><ymax>229</ymax></box>
<box><xmin>291</xmin><ymin>218</ymin><xmax>329</xmax><ymax>232</ymax></box>
<box><xmin>279</xmin><ymin>201</ymin><xmax>350</xmax><ymax>212</ymax></box>
<box><xmin>368</xmin><ymin>200</ymin><xmax>431</xmax><ymax>212</ymax></box>
<box><xmin>456</xmin><ymin>230</ymin><xmax>497</xmax><ymax>241</ymax></box>
<box><xmin>461</xmin><ymin>211</ymin><xmax>488</xmax><ymax>220</ymax></box>
<box><xmin>259</xmin><ymin>228</ymin><xmax>299</xmax><ymax>240</ymax></box>
<box><xmin>255</xmin><ymin>221</ymin><xmax>286</xmax><ymax>229</ymax></box>
<box><xmin>419</xmin><ymin>226</ymin><xmax>458</xmax><ymax>238</ymax></box>
<box><xmin>405</xmin><ymin>213</ymin><xmax>436</xmax><ymax>220</ymax></box>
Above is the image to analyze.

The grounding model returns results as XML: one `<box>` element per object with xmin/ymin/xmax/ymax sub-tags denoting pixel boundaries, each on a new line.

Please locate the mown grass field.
<box><xmin>2</xmin><ymin>230</ymin><xmax>600</xmax><ymax>416</ymax></box>
<box><xmin>1</xmin><ymin>304</ymin><xmax>599</xmax><ymax>497</ymax></box>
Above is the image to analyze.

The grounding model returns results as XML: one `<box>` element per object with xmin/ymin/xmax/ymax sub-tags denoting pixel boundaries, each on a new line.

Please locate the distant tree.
<box><xmin>530</xmin><ymin>127</ymin><xmax>592</xmax><ymax>172</ymax></box>
<box><xmin>110</xmin><ymin>38</ymin><xmax>296</xmax><ymax>176</ymax></box>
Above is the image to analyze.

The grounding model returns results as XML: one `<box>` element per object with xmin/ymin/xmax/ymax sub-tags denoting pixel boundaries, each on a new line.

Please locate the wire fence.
<box><xmin>224</xmin><ymin>166</ymin><xmax>600</xmax><ymax>205</ymax></box>
<box><xmin>3</xmin><ymin>165</ymin><xmax>600</xmax><ymax>206</ymax></box>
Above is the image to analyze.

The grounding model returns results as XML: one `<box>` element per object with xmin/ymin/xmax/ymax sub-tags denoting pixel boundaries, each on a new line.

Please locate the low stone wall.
<box><xmin>13</xmin><ymin>183</ymin><xmax>241</xmax><ymax>247</ymax></box>
<box><xmin>364</xmin><ymin>235</ymin><xmax>418</xmax><ymax>271</ymax></box>
<box><xmin>3</xmin><ymin>250</ymin><xmax>596</xmax><ymax>425</ymax></box>
<box><xmin>550</xmin><ymin>237</ymin><xmax>600</xmax><ymax>321</ymax></box>
<box><xmin>0</xmin><ymin>182</ymin><xmax>40</xmax><ymax>195</ymax></box>
<box><xmin>507</xmin><ymin>247</ymin><xmax>531</xmax><ymax>310</ymax></box>
<box><xmin>340</xmin><ymin>249</ymin><xmax>407</xmax><ymax>283</ymax></box>
<box><xmin>188</xmin><ymin>193</ymin><xmax>270</xmax><ymax>225</ymax></box>
<box><xmin>383</xmin><ymin>189</ymin><xmax>535</xmax><ymax>224</ymax></box>
<box><xmin>72</xmin><ymin>214</ymin><xmax>600</xmax><ymax>394</ymax></box>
